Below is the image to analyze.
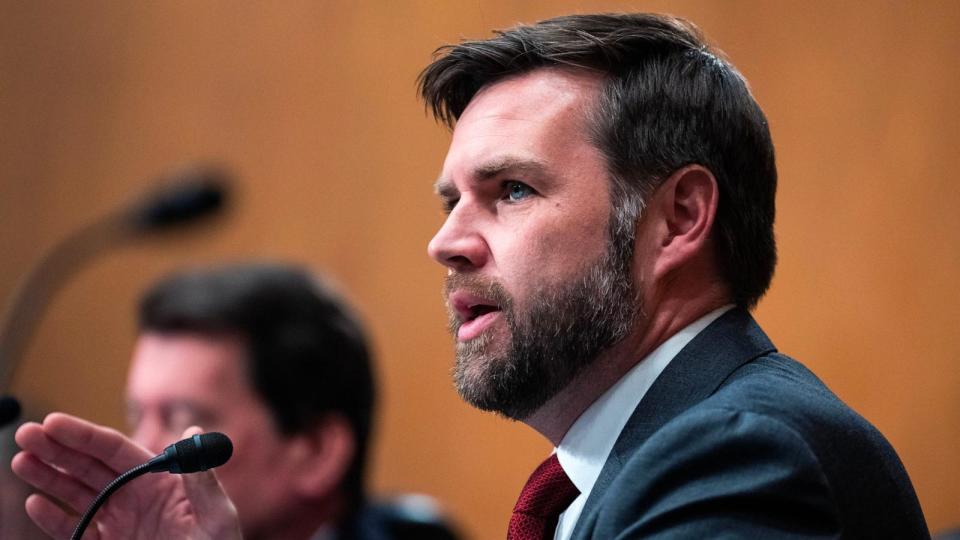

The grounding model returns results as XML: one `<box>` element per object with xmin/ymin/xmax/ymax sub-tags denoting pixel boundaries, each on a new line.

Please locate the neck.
<box><xmin>249</xmin><ymin>495</ymin><xmax>346</xmax><ymax>540</ymax></box>
<box><xmin>523</xmin><ymin>284</ymin><xmax>730</xmax><ymax>446</ymax></box>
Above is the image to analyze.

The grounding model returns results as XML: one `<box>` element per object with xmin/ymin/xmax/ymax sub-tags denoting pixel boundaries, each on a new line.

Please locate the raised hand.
<box><xmin>11</xmin><ymin>412</ymin><xmax>241</xmax><ymax>540</ymax></box>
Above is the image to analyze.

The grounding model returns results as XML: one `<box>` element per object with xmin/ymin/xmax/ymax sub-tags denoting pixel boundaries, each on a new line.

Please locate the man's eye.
<box><xmin>125</xmin><ymin>405</ymin><xmax>142</xmax><ymax>430</ymax></box>
<box><xmin>505</xmin><ymin>181</ymin><xmax>534</xmax><ymax>202</ymax></box>
<box><xmin>441</xmin><ymin>197</ymin><xmax>459</xmax><ymax>214</ymax></box>
<box><xmin>166</xmin><ymin>406</ymin><xmax>214</xmax><ymax>434</ymax></box>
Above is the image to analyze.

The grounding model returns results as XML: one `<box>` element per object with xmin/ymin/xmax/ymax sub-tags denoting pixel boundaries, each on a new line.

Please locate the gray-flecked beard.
<box><xmin>446</xmin><ymin>235</ymin><xmax>639</xmax><ymax>421</ymax></box>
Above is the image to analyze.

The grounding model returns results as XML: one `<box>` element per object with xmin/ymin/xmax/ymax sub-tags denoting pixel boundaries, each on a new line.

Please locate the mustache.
<box><xmin>443</xmin><ymin>273</ymin><xmax>513</xmax><ymax>310</ymax></box>
<box><xmin>443</xmin><ymin>274</ymin><xmax>514</xmax><ymax>336</ymax></box>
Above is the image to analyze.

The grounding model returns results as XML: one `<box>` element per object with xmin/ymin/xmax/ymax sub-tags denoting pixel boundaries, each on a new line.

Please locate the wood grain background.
<box><xmin>2</xmin><ymin>1</ymin><xmax>958</xmax><ymax>537</ymax></box>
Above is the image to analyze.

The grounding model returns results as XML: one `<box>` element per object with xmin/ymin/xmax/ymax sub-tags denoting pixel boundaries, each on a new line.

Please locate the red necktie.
<box><xmin>507</xmin><ymin>454</ymin><xmax>580</xmax><ymax>540</ymax></box>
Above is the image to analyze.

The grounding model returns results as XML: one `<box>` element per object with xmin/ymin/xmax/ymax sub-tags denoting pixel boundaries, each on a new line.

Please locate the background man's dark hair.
<box><xmin>419</xmin><ymin>13</ymin><xmax>777</xmax><ymax>308</ymax></box>
<box><xmin>138</xmin><ymin>262</ymin><xmax>375</xmax><ymax>512</ymax></box>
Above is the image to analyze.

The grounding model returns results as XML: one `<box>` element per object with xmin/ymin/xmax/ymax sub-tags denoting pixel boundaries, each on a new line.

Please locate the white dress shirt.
<box><xmin>553</xmin><ymin>305</ymin><xmax>733</xmax><ymax>540</ymax></box>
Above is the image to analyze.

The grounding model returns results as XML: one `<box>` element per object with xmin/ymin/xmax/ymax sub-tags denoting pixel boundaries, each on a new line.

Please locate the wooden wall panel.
<box><xmin>2</xmin><ymin>2</ymin><xmax>958</xmax><ymax>538</ymax></box>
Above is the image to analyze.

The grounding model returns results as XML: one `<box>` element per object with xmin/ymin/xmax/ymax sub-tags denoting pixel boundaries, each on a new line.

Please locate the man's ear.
<box><xmin>649</xmin><ymin>164</ymin><xmax>719</xmax><ymax>280</ymax></box>
<box><xmin>287</xmin><ymin>414</ymin><xmax>356</xmax><ymax>499</ymax></box>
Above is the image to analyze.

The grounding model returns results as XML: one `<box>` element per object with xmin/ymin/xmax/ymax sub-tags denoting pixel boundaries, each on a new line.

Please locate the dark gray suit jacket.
<box><xmin>570</xmin><ymin>309</ymin><xmax>929</xmax><ymax>539</ymax></box>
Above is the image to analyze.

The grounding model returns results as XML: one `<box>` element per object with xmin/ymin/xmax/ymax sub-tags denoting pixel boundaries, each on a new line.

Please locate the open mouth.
<box><xmin>465</xmin><ymin>303</ymin><xmax>498</xmax><ymax>321</ymax></box>
<box><xmin>450</xmin><ymin>291</ymin><xmax>503</xmax><ymax>341</ymax></box>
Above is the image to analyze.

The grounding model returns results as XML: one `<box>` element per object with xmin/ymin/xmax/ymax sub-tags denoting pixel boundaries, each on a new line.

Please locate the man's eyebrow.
<box><xmin>473</xmin><ymin>157</ymin><xmax>548</xmax><ymax>180</ymax></box>
<box><xmin>434</xmin><ymin>178</ymin><xmax>458</xmax><ymax>200</ymax></box>
<box><xmin>433</xmin><ymin>156</ymin><xmax>550</xmax><ymax>196</ymax></box>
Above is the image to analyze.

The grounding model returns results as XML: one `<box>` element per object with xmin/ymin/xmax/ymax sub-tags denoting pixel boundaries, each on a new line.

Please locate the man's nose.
<box><xmin>427</xmin><ymin>206</ymin><xmax>489</xmax><ymax>273</ymax></box>
<box><xmin>131</xmin><ymin>422</ymin><xmax>170</xmax><ymax>455</ymax></box>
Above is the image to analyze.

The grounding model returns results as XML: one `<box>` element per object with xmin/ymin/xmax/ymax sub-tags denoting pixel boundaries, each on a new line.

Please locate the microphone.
<box><xmin>147</xmin><ymin>432</ymin><xmax>234</xmax><ymax>473</ymax></box>
<box><xmin>126</xmin><ymin>165</ymin><xmax>229</xmax><ymax>232</ymax></box>
<box><xmin>0</xmin><ymin>396</ymin><xmax>20</xmax><ymax>428</ymax></box>
<box><xmin>0</xmin><ymin>164</ymin><xmax>231</xmax><ymax>428</ymax></box>
<box><xmin>71</xmin><ymin>432</ymin><xmax>233</xmax><ymax>540</ymax></box>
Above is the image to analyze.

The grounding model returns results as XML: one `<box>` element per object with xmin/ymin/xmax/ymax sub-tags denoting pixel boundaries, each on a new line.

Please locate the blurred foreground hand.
<box><xmin>11</xmin><ymin>412</ymin><xmax>242</xmax><ymax>540</ymax></box>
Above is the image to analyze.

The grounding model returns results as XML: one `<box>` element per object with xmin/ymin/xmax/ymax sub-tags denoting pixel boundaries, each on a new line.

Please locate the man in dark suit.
<box><xmin>419</xmin><ymin>12</ymin><xmax>929</xmax><ymax>539</ymax></box>
<box><xmin>11</xmin><ymin>12</ymin><xmax>928</xmax><ymax>540</ymax></box>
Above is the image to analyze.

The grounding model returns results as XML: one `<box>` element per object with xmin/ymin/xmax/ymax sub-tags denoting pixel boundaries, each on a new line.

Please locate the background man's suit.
<box><xmin>571</xmin><ymin>309</ymin><xmax>929</xmax><ymax>539</ymax></box>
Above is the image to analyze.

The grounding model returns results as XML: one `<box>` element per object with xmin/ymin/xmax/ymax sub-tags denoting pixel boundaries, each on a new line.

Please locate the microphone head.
<box><xmin>0</xmin><ymin>395</ymin><xmax>21</xmax><ymax>427</ymax></box>
<box><xmin>163</xmin><ymin>432</ymin><xmax>233</xmax><ymax>474</ymax></box>
<box><xmin>130</xmin><ymin>165</ymin><xmax>230</xmax><ymax>231</ymax></box>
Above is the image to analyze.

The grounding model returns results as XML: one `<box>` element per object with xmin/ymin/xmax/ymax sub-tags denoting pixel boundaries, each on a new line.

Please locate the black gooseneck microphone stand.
<box><xmin>0</xmin><ymin>165</ymin><xmax>230</xmax><ymax>428</ymax></box>
<box><xmin>71</xmin><ymin>432</ymin><xmax>233</xmax><ymax>540</ymax></box>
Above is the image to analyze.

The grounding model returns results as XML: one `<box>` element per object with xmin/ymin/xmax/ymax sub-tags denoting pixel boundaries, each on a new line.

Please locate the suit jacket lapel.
<box><xmin>570</xmin><ymin>308</ymin><xmax>776</xmax><ymax>539</ymax></box>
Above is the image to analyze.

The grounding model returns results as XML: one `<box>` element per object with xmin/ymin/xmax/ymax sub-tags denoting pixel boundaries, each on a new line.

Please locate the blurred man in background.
<box><xmin>128</xmin><ymin>263</ymin><xmax>459</xmax><ymax>540</ymax></box>
<box><xmin>125</xmin><ymin>263</ymin><xmax>377</xmax><ymax>540</ymax></box>
<box><xmin>29</xmin><ymin>262</ymin><xmax>456</xmax><ymax>540</ymax></box>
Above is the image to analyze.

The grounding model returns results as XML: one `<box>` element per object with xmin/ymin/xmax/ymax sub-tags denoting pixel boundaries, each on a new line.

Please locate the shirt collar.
<box><xmin>555</xmin><ymin>305</ymin><xmax>733</xmax><ymax>497</ymax></box>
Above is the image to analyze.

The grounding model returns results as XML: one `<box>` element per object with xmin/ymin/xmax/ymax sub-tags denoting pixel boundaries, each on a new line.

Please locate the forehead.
<box><xmin>127</xmin><ymin>332</ymin><xmax>250</xmax><ymax>398</ymax></box>
<box><xmin>440</xmin><ymin>68</ymin><xmax>605</xmax><ymax>183</ymax></box>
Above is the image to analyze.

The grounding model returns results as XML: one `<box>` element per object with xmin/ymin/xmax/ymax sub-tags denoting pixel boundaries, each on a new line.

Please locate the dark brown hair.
<box><xmin>139</xmin><ymin>263</ymin><xmax>375</xmax><ymax>511</ymax></box>
<box><xmin>419</xmin><ymin>13</ymin><xmax>777</xmax><ymax>307</ymax></box>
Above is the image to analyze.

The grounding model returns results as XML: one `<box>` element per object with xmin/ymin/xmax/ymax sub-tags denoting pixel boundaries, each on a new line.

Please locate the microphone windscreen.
<box><xmin>0</xmin><ymin>396</ymin><xmax>21</xmax><ymax>427</ymax></box>
<box><xmin>197</xmin><ymin>431</ymin><xmax>233</xmax><ymax>469</ymax></box>
<box><xmin>170</xmin><ymin>432</ymin><xmax>233</xmax><ymax>473</ymax></box>
<box><xmin>131</xmin><ymin>166</ymin><xmax>230</xmax><ymax>231</ymax></box>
